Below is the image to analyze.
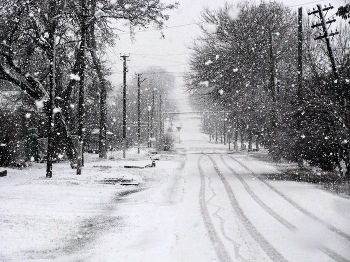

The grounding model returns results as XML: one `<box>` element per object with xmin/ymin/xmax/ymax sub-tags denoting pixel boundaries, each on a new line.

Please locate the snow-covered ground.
<box><xmin>0</xmin><ymin>150</ymin><xmax>186</xmax><ymax>262</ymax></box>
<box><xmin>1</xmin><ymin>85</ymin><xmax>350</xmax><ymax>261</ymax></box>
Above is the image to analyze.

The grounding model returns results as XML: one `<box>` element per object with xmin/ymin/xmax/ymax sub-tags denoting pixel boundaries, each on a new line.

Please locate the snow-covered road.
<box><xmin>1</xmin><ymin>86</ymin><xmax>350</xmax><ymax>261</ymax></box>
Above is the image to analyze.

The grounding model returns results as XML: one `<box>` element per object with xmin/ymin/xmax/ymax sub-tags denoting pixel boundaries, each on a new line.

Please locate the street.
<box><xmin>78</xmin><ymin>98</ymin><xmax>350</xmax><ymax>261</ymax></box>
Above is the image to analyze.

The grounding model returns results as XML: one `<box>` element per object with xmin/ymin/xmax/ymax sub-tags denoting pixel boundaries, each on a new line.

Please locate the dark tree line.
<box><xmin>186</xmin><ymin>1</ymin><xmax>350</xmax><ymax>177</ymax></box>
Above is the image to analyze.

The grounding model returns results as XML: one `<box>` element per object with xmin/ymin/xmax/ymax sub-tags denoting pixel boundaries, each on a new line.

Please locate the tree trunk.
<box><xmin>89</xmin><ymin>0</ymin><xmax>107</xmax><ymax>159</ymax></box>
<box><xmin>248</xmin><ymin>131</ymin><xmax>253</xmax><ymax>151</ymax></box>
<box><xmin>89</xmin><ymin>47</ymin><xmax>107</xmax><ymax>158</ymax></box>
<box><xmin>256</xmin><ymin>134</ymin><xmax>260</xmax><ymax>151</ymax></box>
<box><xmin>240</xmin><ymin>129</ymin><xmax>245</xmax><ymax>150</ymax></box>
<box><xmin>46</xmin><ymin>30</ymin><xmax>56</xmax><ymax>178</ymax></box>
<box><xmin>234</xmin><ymin>130</ymin><xmax>238</xmax><ymax>150</ymax></box>
<box><xmin>55</xmin><ymin>112</ymin><xmax>77</xmax><ymax>167</ymax></box>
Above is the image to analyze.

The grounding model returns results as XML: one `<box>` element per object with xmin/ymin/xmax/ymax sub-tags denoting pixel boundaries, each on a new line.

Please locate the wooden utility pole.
<box><xmin>121</xmin><ymin>54</ymin><xmax>129</xmax><ymax>158</ymax></box>
<box><xmin>77</xmin><ymin>0</ymin><xmax>87</xmax><ymax>175</ymax></box>
<box><xmin>297</xmin><ymin>7</ymin><xmax>303</xmax><ymax>102</ymax></box>
<box><xmin>136</xmin><ymin>73</ymin><xmax>144</xmax><ymax>154</ymax></box>
<box><xmin>308</xmin><ymin>4</ymin><xmax>339</xmax><ymax>79</ymax></box>
<box><xmin>150</xmin><ymin>87</ymin><xmax>155</xmax><ymax>147</ymax></box>
<box><xmin>297</xmin><ymin>7</ymin><xmax>304</xmax><ymax>168</ymax></box>
<box><xmin>159</xmin><ymin>93</ymin><xmax>163</xmax><ymax>150</ymax></box>
<box><xmin>269</xmin><ymin>31</ymin><xmax>277</xmax><ymax>102</ymax></box>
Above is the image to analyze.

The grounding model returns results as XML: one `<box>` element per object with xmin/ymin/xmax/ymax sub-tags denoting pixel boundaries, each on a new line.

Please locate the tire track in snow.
<box><xmin>227</xmin><ymin>155</ymin><xmax>350</xmax><ymax>262</ymax></box>
<box><xmin>197</xmin><ymin>156</ymin><xmax>232</xmax><ymax>262</ymax></box>
<box><xmin>229</xmin><ymin>155</ymin><xmax>350</xmax><ymax>242</ymax></box>
<box><xmin>206</xmin><ymin>155</ymin><xmax>289</xmax><ymax>262</ymax></box>
<box><xmin>219</xmin><ymin>155</ymin><xmax>297</xmax><ymax>232</ymax></box>
<box><xmin>206</xmin><ymin>173</ymin><xmax>244</xmax><ymax>261</ymax></box>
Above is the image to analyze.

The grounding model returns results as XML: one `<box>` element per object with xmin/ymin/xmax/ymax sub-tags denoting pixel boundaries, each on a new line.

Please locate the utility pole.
<box><xmin>297</xmin><ymin>7</ymin><xmax>304</xmax><ymax>168</ymax></box>
<box><xmin>150</xmin><ymin>87</ymin><xmax>155</xmax><ymax>147</ymax></box>
<box><xmin>137</xmin><ymin>73</ymin><xmax>141</xmax><ymax>154</ymax></box>
<box><xmin>297</xmin><ymin>7</ymin><xmax>303</xmax><ymax>103</ymax></box>
<box><xmin>159</xmin><ymin>93</ymin><xmax>163</xmax><ymax>150</ymax></box>
<box><xmin>308</xmin><ymin>4</ymin><xmax>339</xmax><ymax>79</ymax></box>
<box><xmin>77</xmin><ymin>0</ymin><xmax>87</xmax><ymax>175</ymax></box>
<box><xmin>268</xmin><ymin>29</ymin><xmax>278</xmax><ymax>138</ymax></box>
<box><xmin>269</xmin><ymin>31</ymin><xmax>277</xmax><ymax>102</ymax></box>
<box><xmin>121</xmin><ymin>54</ymin><xmax>129</xmax><ymax>158</ymax></box>
<box><xmin>136</xmin><ymin>73</ymin><xmax>145</xmax><ymax>154</ymax></box>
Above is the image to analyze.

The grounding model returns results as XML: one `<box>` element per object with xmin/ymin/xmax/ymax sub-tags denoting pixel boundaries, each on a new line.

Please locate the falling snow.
<box><xmin>199</xmin><ymin>80</ymin><xmax>209</xmax><ymax>87</ymax></box>
<box><xmin>69</xmin><ymin>73</ymin><xmax>80</xmax><ymax>81</ymax></box>
<box><xmin>35</xmin><ymin>99</ymin><xmax>45</xmax><ymax>109</ymax></box>
<box><xmin>202</xmin><ymin>23</ymin><xmax>217</xmax><ymax>34</ymax></box>
<box><xmin>226</xmin><ymin>6</ymin><xmax>240</xmax><ymax>20</ymax></box>
<box><xmin>205</xmin><ymin>60</ymin><xmax>213</xmax><ymax>65</ymax></box>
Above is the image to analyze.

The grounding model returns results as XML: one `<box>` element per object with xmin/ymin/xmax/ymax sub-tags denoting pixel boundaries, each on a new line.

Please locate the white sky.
<box><xmin>107</xmin><ymin>0</ymin><xmax>349</xmax><ymax>88</ymax></box>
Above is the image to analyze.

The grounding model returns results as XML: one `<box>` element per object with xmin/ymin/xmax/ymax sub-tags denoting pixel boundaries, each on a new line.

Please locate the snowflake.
<box><xmin>53</xmin><ymin>108</ymin><xmax>61</xmax><ymax>114</ymax></box>
<box><xmin>205</xmin><ymin>60</ymin><xmax>213</xmax><ymax>65</ymax></box>
<box><xmin>203</xmin><ymin>23</ymin><xmax>217</xmax><ymax>34</ymax></box>
<box><xmin>94</xmin><ymin>9</ymin><xmax>105</xmax><ymax>18</ymax></box>
<box><xmin>199</xmin><ymin>81</ymin><xmax>209</xmax><ymax>87</ymax></box>
<box><xmin>227</xmin><ymin>7</ymin><xmax>240</xmax><ymax>21</ymax></box>
<box><xmin>35</xmin><ymin>99</ymin><xmax>45</xmax><ymax>109</ymax></box>
<box><xmin>69</xmin><ymin>73</ymin><xmax>80</xmax><ymax>81</ymax></box>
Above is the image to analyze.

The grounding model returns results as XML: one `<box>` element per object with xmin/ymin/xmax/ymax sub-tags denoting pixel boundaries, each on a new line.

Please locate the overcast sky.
<box><xmin>107</xmin><ymin>0</ymin><xmax>349</xmax><ymax>88</ymax></box>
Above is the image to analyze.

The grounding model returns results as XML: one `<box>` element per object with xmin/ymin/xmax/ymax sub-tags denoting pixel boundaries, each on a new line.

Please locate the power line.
<box><xmin>287</xmin><ymin>0</ymin><xmax>340</xmax><ymax>8</ymax></box>
<box><xmin>116</xmin><ymin>22</ymin><xmax>198</xmax><ymax>35</ymax></box>
<box><xmin>129</xmin><ymin>63</ymin><xmax>188</xmax><ymax>68</ymax></box>
<box><xmin>130</xmin><ymin>52</ymin><xmax>190</xmax><ymax>56</ymax></box>
<box><xmin>134</xmin><ymin>54</ymin><xmax>186</xmax><ymax>64</ymax></box>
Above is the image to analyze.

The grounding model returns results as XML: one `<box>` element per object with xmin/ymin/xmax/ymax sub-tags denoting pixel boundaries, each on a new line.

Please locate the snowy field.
<box><xmin>0</xmin><ymin>150</ymin><xmax>186</xmax><ymax>261</ymax></box>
